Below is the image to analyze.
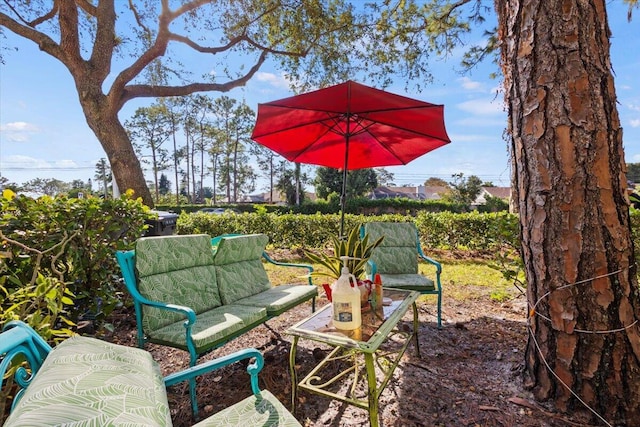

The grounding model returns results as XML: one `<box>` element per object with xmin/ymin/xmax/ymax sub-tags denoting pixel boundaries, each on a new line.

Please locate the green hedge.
<box><xmin>177</xmin><ymin>210</ymin><xmax>520</xmax><ymax>251</ymax></box>
<box><xmin>156</xmin><ymin>197</ymin><xmax>473</xmax><ymax>216</ymax></box>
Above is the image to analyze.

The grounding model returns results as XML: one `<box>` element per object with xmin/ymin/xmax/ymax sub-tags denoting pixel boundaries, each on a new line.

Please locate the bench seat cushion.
<box><xmin>193</xmin><ymin>389</ymin><xmax>301</xmax><ymax>427</ymax></box>
<box><xmin>3</xmin><ymin>335</ymin><xmax>171</xmax><ymax>427</ymax></box>
<box><xmin>233</xmin><ymin>284</ymin><xmax>318</xmax><ymax>316</ymax></box>
<box><xmin>148</xmin><ymin>304</ymin><xmax>268</xmax><ymax>353</ymax></box>
<box><xmin>379</xmin><ymin>274</ymin><xmax>435</xmax><ymax>291</ymax></box>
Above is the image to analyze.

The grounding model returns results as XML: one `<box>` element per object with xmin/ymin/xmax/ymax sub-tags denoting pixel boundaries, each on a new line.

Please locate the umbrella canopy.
<box><xmin>251</xmin><ymin>80</ymin><xmax>451</xmax><ymax>234</ymax></box>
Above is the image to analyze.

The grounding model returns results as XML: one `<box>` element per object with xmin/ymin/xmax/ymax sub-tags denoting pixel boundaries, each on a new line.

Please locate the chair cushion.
<box><xmin>213</xmin><ymin>234</ymin><xmax>272</xmax><ymax>305</ymax></box>
<box><xmin>192</xmin><ymin>389</ymin><xmax>302</xmax><ymax>427</ymax></box>
<box><xmin>371</xmin><ymin>247</ymin><xmax>419</xmax><ymax>274</ymax></box>
<box><xmin>365</xmin><ymin>222</ymin><xmax>419</xmax><ymax>274</ymax></box>
<box><xmin>366</xmin><ymin>221</ymin><xmax>419</xmax><ymax>247</ymax></box>
<box><xmin>3</xmin><ymin>336</ymin><xmax>171</xmax><ymax>427</ymax></box>
<box><xmin>232</xmin><ymin>284</ymin><xmax>318</xmax><ymax>316</ymax></box>
<box><xmin>148</xmin><ymin>304</ymin><xmax>268</xmax><ymax>354</ymax></box>
<box><xmin>379</xmin><ymin>274</ymin><xmax>435</xmax><ymax>291</ymax></box>
<box><xmin>136</xmin><ymin>234</ymin><xmax>221</xmax><ymax>331</ymax></box>
<box><xmin>136</xmin><ymin>234</ymin><xmax>215</xmax><ymax>276</ymax></box>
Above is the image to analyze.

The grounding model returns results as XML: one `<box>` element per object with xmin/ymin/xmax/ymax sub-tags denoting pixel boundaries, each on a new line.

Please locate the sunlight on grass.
<box><xmin>264</xmin><ymin>256</ymin><xmax>523</xmax><ymax>303</ymax></box>
<box><xmin>264</xmin><ymin>261</ymin><xmax>315</xmax><ymax>287</ymax></box>
<box><xmin>434</xmin><ymin>260</ymin><xmax>523</xmax><ymax>302</ymax></box>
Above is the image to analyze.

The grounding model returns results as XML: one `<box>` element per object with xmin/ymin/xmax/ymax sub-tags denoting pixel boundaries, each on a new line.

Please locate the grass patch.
<box><xmin>434</xmin><ymin>260</ymin><xmax>522</xmax><ymax>302</ymax></box>
<box><xmin>265</xmin><ymin>255</ymin><xmax>523</xmax><ymax>303</ymax></box>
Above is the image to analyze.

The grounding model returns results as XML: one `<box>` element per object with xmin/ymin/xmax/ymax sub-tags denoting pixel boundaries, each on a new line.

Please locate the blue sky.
<box><xmin>1</xmin><ymin>2</ymin><xmax>639</xmax><ymax>192</ymax></box>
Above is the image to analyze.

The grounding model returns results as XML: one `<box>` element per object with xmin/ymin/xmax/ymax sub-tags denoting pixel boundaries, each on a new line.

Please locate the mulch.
<box><xmin>106</xmin><ymin>291</ymin><xmax>596</xmax><ymax>427</ymax></box>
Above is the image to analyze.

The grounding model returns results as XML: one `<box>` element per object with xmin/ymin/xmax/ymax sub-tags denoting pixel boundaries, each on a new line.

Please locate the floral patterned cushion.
<box><xmin>193</xmin><ymin>390</ymin><xmax>302</xmax><ymax>427</ymax></box>
<box><xmin>365</xmin><ymin>222</ymin><xmax>419</xmax><ymax>274</ymax></box>
<box><xmin>136</xmin><ymin>235</ymin><xmax>221</xmax><ymax>332</ymax></box>
<box><xmin>3</xmin><ymin>335</ymin><xmax>171</xmax><ymax>427</ymax></box>
<box><xmin>213</xmin><ymin>234</ymin><xmax>272</xmax><ymax>305</ymax></box>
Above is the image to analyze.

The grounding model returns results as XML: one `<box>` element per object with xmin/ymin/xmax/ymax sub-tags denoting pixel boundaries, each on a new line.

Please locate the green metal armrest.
<box><xmin>0</xmin><ymin>321</ymin><xmax>52</xmax><ymax>412</ymax></box>
<box><xmin>261</xmin><ymin>252</ymin><xmax>314</xmax><ymax>285</ymax></box>
<box><xmin>416</xmin><ymin>247</ymin><xmax>443</xmax><ymax>284</ymax></box>
<box><xmin>165</xmin><ymin>347</ymin><xmax>263</xmax><ymax>395</ymax></box>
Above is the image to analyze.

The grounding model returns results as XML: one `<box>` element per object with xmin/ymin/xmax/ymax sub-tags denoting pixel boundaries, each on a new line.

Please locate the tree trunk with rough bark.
<box><xmin>79</xmin><ymin>92</ymin><xmax>151</xmax><ymax>205</ymax></box>
<box><xmin>495</xmin><ymin>0</ymin><xmax>640</xmax><ymax>424</ymax></box>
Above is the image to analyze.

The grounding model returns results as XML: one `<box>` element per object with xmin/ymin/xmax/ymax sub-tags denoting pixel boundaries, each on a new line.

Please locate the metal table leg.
<box><xmin>364</xmin><ymin>352</ymin><xmax>380</xmax><ymax>427</ymax></box>
<box><xmin>412</xmin><ymin>301</ymin><xmax>421</xmax><ymax>357</ymax></box>
<box><xmin>289</xmin><ymin>335</ymin><xmax>299</xmax><ymax>412</ymax></box>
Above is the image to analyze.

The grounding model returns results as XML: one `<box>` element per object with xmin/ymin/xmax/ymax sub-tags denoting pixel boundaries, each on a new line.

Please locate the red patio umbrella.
<box><xmin>251</xmin><ymin>80</ymin><xmax>451</xmax><ymax>235</ymax></box>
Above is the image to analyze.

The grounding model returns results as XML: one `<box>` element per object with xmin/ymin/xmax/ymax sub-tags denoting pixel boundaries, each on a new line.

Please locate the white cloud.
<box><xmin>457</xmin><ymin>98</ymin><xmax>506</xmax><ymax>116</ymax></box>
<box><xmin>255</xmin><ymin>72</ymin><xmax>291</xmax><ymax>90</ymax></box>
<box><xmin>0</xmin><ymin>154</ymin><xmax>51</xmax><ymax>170</ymax></box>
<box><xmin>0</xmin><ymin>121</ymin><xmax>40</xmax><ymax>142</ymax></box>
<box><xmin>54</xmin><ymin>159</ymin><xmax>80</xmax><ymax>168</ymax></box>
<box><xmin>458</xmin><ymin>77</ymin><xmax>483</xmax><ymax>91</ymax></box>
<box><xmin>1</xmin><ymin>122</ymin><xmax>37</xmax><ymax>132</ymax></box>
<box><xmin>633</xmin><ymin>154</ymin><xmax>640</xmax><ymax>162</ymax></box>
<box><xmin>630</xmin><ymin>119</ymin><xmax>640</xmax><ymax>128</ymax></box>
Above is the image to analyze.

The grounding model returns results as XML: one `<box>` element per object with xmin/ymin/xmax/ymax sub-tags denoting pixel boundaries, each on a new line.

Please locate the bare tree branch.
<box><xmin>119</xmin><ymin>50</ymin><xmax>268</xmax><ymax>105</ymax></box>
<box><xmin>58</xmin><ymin>0</ymin><xmax>81</xmax><ymax>62</ymax></box>
<box><xmin>28</xmin><ymin>0</ymin><xmax>59</xmax><ymax>27</ymax></box>
<box><xmin>0</xmin><ymin>11</ymin><xmax>66</xmax><ymax>62</ymax></box>
<box><xmin>1</xmin><ymin>0</ymin><xmax>54</xmax><ymax>27</ymax></box>
<box><xmin>127</xmin><ymin>0</ymin><xmax>152</xmax><ymax>38</ymax></box>
<box><xmin>75</xmin><ymin>0</ymin><xmax>97</xmax><ymax>17</ymax></box>
<box><xmin>89</xmin><ymin>0</ymin><xmax>116</xmax><ymax>79</ymax></box>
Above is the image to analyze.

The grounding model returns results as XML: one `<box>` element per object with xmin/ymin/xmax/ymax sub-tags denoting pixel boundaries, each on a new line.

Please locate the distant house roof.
<box><xmin>369</xmin><ymin>187</ymin><xmax>411</xmax><ymax>199</ymax></box>
<box><xmin>422</xmin><ymin>186</ymin><xmax>450</xmax><ymax>200</ymax></box>
<box><xmin>482</xmin><ymin>187</ymin><xmax>511</xmax><ymax>199</ymax></box>
<box><xmin>368</xmin><ymin>185</ymin><xmax>450</xmax><ymax>200</ymax></box>
<box><xmin>473</xmin><ymin>186</ymin><xmax>512</xmax><ymax>206</ymax></box>
<box><xmin>239</xmin><ymin>191</ymin><xmax>316</xmax><ymax>204</ymax></box>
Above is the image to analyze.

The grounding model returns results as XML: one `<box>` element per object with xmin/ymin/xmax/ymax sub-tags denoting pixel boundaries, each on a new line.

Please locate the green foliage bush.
<box><xmin>1</xmin><ymin>191</ymin><xmax>150</xmax><ymax>335</ymax></box>
<box><xmin>157</xmin><ymin>196</ymin><xmax>476</xmax><ymax>216</ymax></box>
<box><xmin>177</xmin><ymin>210</ymin><xmax>520</xmax><ymax>251</ymax></box>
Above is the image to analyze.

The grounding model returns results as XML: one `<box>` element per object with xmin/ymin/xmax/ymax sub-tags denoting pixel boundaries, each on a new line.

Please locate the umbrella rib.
<box><xmin>355</xmin><ymin>112</ymin><xmax>450</xmax><ymax>142</ymax></box>
<box><xmin>261</xmin><ymin>101</ymin><xmax>442</xmax><ymax>117</ymax></box>
<box><xmin>352</xmin><ymin>104</ymin><xmax>442</xmax><ymax>115</ymax></box>
<box><xmin>251</xmin><ymin>111</ymin><xmax>344</xmax><ymax>139</ymax></box>
<box><xmin>364</xmin><ymin>131</ymin><xmax>410</xmax><ymax>165</ymax></box>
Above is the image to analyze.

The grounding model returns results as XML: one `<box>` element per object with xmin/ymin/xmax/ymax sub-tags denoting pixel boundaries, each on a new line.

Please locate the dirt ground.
<box><xmin>107</xmin><ymin>284</ymin><xmax>600</xmax><ymax>427</ymax></box>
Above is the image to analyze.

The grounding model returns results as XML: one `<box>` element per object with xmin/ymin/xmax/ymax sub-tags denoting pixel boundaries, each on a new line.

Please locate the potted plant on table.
<box><xmin>305</xmin><ymin>225</ymin><xmax>384</xmax><ymax>306</ymax></box>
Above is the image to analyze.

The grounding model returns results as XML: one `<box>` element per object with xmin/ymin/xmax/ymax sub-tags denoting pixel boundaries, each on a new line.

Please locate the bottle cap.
<box><xmin>374</xmin><ymin>273</ymin><xmax>382</xmax><ymax>285</ymax></box>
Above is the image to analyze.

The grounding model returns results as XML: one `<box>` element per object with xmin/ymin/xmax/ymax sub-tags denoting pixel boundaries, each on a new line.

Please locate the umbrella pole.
<box><xmin>340</xmin><ymin>166</ymin><xmax>347</xmax><ymax>237</ymax></box>
<box><xmin>340</xmin><ymin>115</ymin><xmax>351</xmax><ymax>238</ymax></box>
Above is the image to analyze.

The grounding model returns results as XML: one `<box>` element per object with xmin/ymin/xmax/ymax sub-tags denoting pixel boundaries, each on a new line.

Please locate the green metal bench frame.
<box><xmin>115</xmin><ymin>234</ymin><xmax>316</xmax><ymax>414</ymax></box>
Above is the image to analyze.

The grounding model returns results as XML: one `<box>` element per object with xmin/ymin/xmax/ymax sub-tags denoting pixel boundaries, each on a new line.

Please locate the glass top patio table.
<box><xmin>285</xmin><ymin>288</ymin><xmax>420</xmax><ymax>427</ymax></box>
<box><xmin>286</xmin><ymin>288</ymin><xmax>419</xmax><ymax>352</ymax></box>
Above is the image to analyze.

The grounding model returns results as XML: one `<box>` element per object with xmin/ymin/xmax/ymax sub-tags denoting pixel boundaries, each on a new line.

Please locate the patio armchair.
<box><xmin>361</xmin><ymin>221</ymin><xmax>443</xmax><ymax>328</ymax></box>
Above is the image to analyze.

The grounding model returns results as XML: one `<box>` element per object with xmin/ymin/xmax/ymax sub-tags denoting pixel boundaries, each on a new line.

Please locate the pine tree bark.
<box><xmin>495</xmin><ymin>0</ymin><xmax>640</xmax><ymax>423</ymax></box>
